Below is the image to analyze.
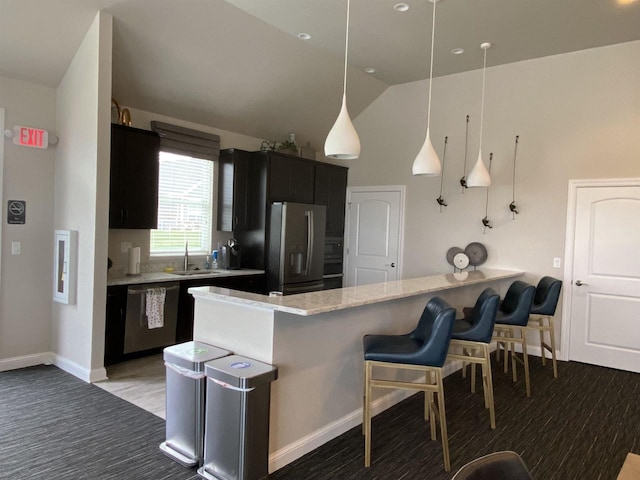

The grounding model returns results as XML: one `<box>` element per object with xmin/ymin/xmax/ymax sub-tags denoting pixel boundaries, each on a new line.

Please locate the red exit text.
<box><xmin>12</xmin><ymin>126</ymin><xmax>49</xmax><ymax>149</ymax></box>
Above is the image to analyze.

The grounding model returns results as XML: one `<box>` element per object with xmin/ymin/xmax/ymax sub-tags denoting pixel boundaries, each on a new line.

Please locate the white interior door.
<box><xmin>568</xmin><ymin>184</ymin><xmax>640</xmax><ymax>372</ymax></box>
<box><xmin>344</xmin><ymin>187</ymin><xmax>404</xmax><ymax>287</ymax></box>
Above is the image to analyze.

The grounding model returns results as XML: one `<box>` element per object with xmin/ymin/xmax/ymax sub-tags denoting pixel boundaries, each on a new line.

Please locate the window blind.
<box><xmin>150</xmin><ymin>121</ymin><xmax>220</xmax><ymax>160</ymax></box>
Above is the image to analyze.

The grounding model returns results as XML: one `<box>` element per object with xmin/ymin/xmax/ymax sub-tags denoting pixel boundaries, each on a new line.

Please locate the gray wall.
<box><xmin>336</xmin><ymin>40</ymin><xmax>640</xmax><ymax>349</ymax></box>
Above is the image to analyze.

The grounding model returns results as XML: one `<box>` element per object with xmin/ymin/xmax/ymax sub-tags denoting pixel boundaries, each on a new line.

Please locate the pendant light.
<box><xmin>412</xmin><ymin>0</ymin><xmax>441</xmax><ymax>176</ymax></box>
<box><xmin>467</xmin><ymin>42</ymin><xmax>492</xmax><ymax>187</ymax></box>
<box><xmin>325</xmin><ymin>0</ymin><xmax>360</xmax><ymax>160</ymax></box>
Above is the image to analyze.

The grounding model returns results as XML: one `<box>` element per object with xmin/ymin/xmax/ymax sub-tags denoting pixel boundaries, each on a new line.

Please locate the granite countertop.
<box><xmin>107</xmin><ymin>268</ymin><xmax>265</xmax><ymax>286</ymax></box>
<box><xmin>188</xmin><ymin>268</ymin><xmax>523</xmax><ymax>316</ymax></box>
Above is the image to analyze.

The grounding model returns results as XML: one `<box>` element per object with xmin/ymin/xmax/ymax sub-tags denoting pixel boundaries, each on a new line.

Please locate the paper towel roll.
<box><xmin>127</xmin><ymin>247</ymin><xmax>141</xmax><ymax>275</ymax></box>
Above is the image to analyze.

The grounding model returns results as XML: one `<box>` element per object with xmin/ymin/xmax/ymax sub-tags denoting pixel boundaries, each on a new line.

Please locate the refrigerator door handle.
<box><xmin>304</xmin><ymin>210</ymin><xmax>314</xmax><ymax>276</ymax></box>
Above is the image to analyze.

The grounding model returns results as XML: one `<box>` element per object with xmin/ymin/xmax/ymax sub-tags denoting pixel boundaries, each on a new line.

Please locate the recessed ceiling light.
<box><xmin>297</xmin><ymin>33</ymin><xmax>311</xmax><ymax>40</ymax></box>
<box><xmin>393</xmin><ymin>3</ymin><xmax>410</xmax><ymax>12</ymax></box>
<box><xmin>364</xmin><ymin>67</ymin><xmax>376</xmax><ymax>74</ymax></box>
<box><xmin>451</xmin><ymin>48</ymin><xmax>464</xmax><ymax>55</ymax></box>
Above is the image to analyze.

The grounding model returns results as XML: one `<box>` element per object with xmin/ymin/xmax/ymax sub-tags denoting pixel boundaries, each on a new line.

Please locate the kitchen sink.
<box><xmin>169</xmin><ymin>269</ymin><xmax>220</xmax><ymax>276</ymax></box>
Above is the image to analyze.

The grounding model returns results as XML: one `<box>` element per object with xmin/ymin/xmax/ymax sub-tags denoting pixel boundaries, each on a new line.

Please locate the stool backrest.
<box><xmin>452</xmin><ymin>451</ymin><xmax>533</xmax><ymax>480</ymax></box>
<box><xmin>531</xmin><ymin>276</ymin><xmax>562</xmax><ymax>316</ymax></box>
<box><xmin>409</xmin><ymin>297</ymin><xmax>456</xmax><ymax>367</ymax></box>
<box><xmin>467</xmin><ymin>288</ymin><xmax>500</xmax><ymax>343</ymax></box>
<box><xmin>498</xmin><ymin>281</ymin><xmax>535</xmax><ymax>326</ymax></box>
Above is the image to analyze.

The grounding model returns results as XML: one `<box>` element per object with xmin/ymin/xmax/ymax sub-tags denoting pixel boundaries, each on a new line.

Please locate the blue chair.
<box><xmin>452</xmin><ymin>451</ymin><xmax>533</xmax><ymax>480</ymax></box>
<box><xmin>447</xmin><ymin>288</ymin><xmax>500</xmax><ymax>428</ymax></box>
<box><xmin>493</xmin><ymin>281</ymin><xmax>536</xmax><ymax>396</ymax></box>
<box><xmin>526</xmin><ymin>277</ymin><xmax>562</xmax><ymax>378</ymax></box>
<box><xmin>362</xmin><ymin>297</ymin><xmax>456</xmax><ymax>472</ymax></box>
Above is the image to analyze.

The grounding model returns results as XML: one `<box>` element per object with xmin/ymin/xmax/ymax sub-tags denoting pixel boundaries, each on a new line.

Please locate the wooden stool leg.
<box><xmin>549</xmin><ymin>318</ymin><xmax>558</xmax><ymax>378</ymax></box>
<box><xmin>471</xmin><ymin>357</ymin><xmax>477</xmax><ymax>394</ymax></box>
<box><xmin>539</xmin><ymin>322</ymin><xmax>547</xmax><ymax>366</ymax></box>
<box><xmin>436</xmin><ymin>370</ymin><xmax>450</xmax><ymax>472</ymax></box>
<box><xmin>427</xmin><ymin>372</ymin><xmax>436</xmax><ymax>440</ymax></box>
<box><xmin>364</xmin><ymin>362</ymin><xmax>372</xmax><ymax>467</ymax></box>
<box><xmin>521</xmin><ymin>329</ymin><xmax>531</xmax><ymax>397</ymax></box>
<box><xmin>511</xmin><ymin>334</ymin><xmax>518</xmax><ymax>383</ymax></box>
<box><xmin>504</xmin><ymin>332</ymin><xmax>511</xmax><ymax>374</ymax></box>
<box><xmin>483</xmin><ymin>344</ymin><xmax>496</xmax><ymax>429</ymax></box>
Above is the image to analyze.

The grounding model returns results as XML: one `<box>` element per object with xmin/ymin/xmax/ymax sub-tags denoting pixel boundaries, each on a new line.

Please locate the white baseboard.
<box><xmin>269</xmin><ymin>358</ymin><xmax>466</xmax><ymax>472</ymax></box>
<box><xmin>0</xmin><ymin>352</ymin><xmax>54</xmax><ymax>372</ymax></box>
<box><xmin>53</xmin><ymin>354</ymin><xmax>108</xmax><ymax>383</ymax></box>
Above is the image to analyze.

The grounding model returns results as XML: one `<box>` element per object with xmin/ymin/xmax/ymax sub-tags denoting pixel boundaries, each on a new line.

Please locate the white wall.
<box><xmin>107</xmin><ymin>107</ymin><xmax>265</xmax><ymax>273</ymax></box>
<box><xmin>338</xmin><ymin>40</ymin><xmax>640</xmax><ymax>348</ymax></box>
<box><xmin>0</xmin><ymin>77</ymin><xmax>56</xmax><ymax>368</ymax></box>
<box><xmin>52</xmin><ymin>12</ymin><xmax>112</xmax><ymax>381</ymax></box>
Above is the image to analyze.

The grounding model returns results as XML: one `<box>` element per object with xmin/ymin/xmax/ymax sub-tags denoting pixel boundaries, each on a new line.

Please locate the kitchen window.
<box><xmin>150</xmin><ymin>151</ymin><xmax>214</xmax><ymax>256</ymax></box>
<box><xmin>149</xmin><ymin>121</ymin><xmax>221</xmax><ymax>257</ymax></box>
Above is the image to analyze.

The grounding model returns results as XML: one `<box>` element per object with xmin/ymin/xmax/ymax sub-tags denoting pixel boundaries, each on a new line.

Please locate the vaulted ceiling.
<box><xmin>1</xmin><ymin>0</ymin><xmax>639</xmax><ymax>151</ymax></box>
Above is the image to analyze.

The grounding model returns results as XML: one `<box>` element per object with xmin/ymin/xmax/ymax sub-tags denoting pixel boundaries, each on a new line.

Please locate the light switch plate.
<box><xmin>553</xmin><ymin>257</ymin><xmax>561</xmax><ymax>268</ymax></box>
<box><xmin>11</xmin><ymin>241</ymin><xmax>21</xmax><ymax>255</ymax></box>
<box><xmin>121</xmin><ymin>241</ymin><xmax>132</xmax><ymax>253</ymax></box>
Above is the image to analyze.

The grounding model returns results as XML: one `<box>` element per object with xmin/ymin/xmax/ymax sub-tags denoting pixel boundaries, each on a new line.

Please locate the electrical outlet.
<box><xmin>121</xmin><ymin>241</ymin><xmax>132</xmax><ymax>253</ymax></box>
<box><xmin>553</xmin><ymin>257</ymin><xmax>561</xmax><ymax>269</ymax></box>
<box><xmin>11</xmin><ymin>242</ymin><xmax>21</xmax><ymax>255</ymax></box>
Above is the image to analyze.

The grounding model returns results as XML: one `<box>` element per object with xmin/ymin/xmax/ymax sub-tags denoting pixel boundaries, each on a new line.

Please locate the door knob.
<box><xmin>385</xmin><ymin>262</ymin><xmax>396</xmax><ymax>268</ymax></box>
<box><xmin>575</xmin><ymin>280</ymin><xmax>588</xmax><ymax>286</ymax></box>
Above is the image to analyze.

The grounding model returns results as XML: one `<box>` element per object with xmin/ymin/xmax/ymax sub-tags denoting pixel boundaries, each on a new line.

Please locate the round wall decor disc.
<box><xmin>446</xmin><ymin>247</ymin><xmax>464</xmax><ymax>266</ymax></box>
<box><xmin>465</xmin><ymin>242</ymin><xmax>488</xmax><ymax>266</ymax></box>
<box><xmin>453</xmin><ymin>252</ymin><xmax>470</xmax><ymax>269</ymax></box>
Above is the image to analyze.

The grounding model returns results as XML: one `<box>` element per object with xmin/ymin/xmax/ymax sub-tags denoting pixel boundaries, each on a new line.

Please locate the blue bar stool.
<box><xmin>526</xmin><ymin>277</ymin><xmax>562</xmax><ymax>378</ymax></box>
<box><xmin>447</xmin><ymin>288</ymin><xmax>500</xmax><ymax>429</ymax></box>
<box><xmin>452</xmin><ymin>451</ymin><xmax>533</xmax><ymax>479</ymax></box>
<box><xmin>362</xmin><ymin>297</ymin><xmax>456</xmax><ymax>471</ymax></box>
<box><xmin>493</xmin><ymin>281</ymin><xmax>536</xmax><ymax>396</ymax></box>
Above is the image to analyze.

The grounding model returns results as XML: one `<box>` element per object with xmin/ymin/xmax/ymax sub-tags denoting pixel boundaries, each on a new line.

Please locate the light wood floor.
<box><xmin>94</xmin><ymin>354</ymin><xmax>166</xmax><ymax>419</ymax></box>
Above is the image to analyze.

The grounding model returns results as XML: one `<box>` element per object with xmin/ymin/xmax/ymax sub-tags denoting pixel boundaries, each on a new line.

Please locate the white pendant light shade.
<box><xmin>466</xmin><ymin>150</ymin><xmax>491</xmax><ymax>187</ymax></box>
<box><xmin>412</xmin><ymin>128</ymin><xmax>441</xmax><ymax>176</ymax></box>
<box><xmin>468</xmin><ymin>42</ymin><xmax>492</xmax><ymax>187</ymax></box>
<box><xmin>412</xmin><ymin>0</ymin><xmax>441</xmax><ymax>176</ymax></box>
<box><xmin>325</xmin><ymin>94</ymin><xmax>361</xmax><ymax>159</ymax></box>
<box><xmin>325</xmin><ymin>0</ymin><xmax>360</xmax><ymax>160</ymax></box>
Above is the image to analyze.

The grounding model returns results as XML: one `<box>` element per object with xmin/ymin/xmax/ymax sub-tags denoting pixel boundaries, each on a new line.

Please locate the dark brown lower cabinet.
<box><xmin>104</xmin><ymin>274</ymin><xmax>265</xmax><ymax>366</ymax></box>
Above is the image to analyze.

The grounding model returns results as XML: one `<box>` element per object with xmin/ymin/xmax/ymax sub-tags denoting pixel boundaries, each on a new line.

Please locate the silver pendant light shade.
<box><xmin>325</xmin><ymin>0</ymin><xmax>361</xmax><ymax>160</ymax></box>
<box><xmin>467</xmin><ymin>42</ymin><xmax>492</xmax><ymax>188</ymax></box>
<box><xmin>412</xmin><ymin>0</ymin><xmax>441</xmax><ymax>176</ymax></box>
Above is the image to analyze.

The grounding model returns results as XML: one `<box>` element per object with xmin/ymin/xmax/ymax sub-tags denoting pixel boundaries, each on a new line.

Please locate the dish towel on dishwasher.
<box><xmin>145</xmin><ymin>287</ymin><xmax>166</xmax><ymax>329</ymax></box>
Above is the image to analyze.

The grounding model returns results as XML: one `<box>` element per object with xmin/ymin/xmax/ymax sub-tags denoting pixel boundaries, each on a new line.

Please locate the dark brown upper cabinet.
<box><xmin>267</xmin><ymin>152</ymin><xmax>315</xmax><ymax>204</ymax></box>
<box><xmin>109</xmin><ymin>124</ymin><xmax>160</xmax><ymax>229</ymax></box>
<box><xmin>314</xmin><ymin>163</ymin><xmax>348</xmax><ymax>235</ymax></box>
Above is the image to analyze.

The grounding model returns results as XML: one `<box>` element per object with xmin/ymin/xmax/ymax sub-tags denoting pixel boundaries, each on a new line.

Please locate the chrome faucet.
<box><xmin>183</xmin><ymin>241</ymin><xmax>189</xmax><ymax>271</ymax></box>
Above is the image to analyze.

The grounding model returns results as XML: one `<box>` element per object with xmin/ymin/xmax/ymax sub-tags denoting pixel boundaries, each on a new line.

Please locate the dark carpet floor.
<box><xmin>0</xmin><ymin>365</ymin><xmax>198</xmax><ymax>480</ymax></box>
<box><xmin>1</xmin><ymin>358</ymin><xmax>638</xmax><ymax>480</ymax></box>
<box><xmin>270</xmin><ymin>358</ymin><xmax>640</xmax><ymax>480</ymax></box>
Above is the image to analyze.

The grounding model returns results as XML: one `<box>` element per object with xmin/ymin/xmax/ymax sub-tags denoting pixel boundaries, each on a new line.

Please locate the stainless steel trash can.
<box><xmin>160</xmin><ymin>341</ymin><xmax>231</xmax><ymax>467</ymax></box>
<box><xmin>197</xmin><ymin>355</ymin><xmax>278</xmax><ymax>480</ymax></box>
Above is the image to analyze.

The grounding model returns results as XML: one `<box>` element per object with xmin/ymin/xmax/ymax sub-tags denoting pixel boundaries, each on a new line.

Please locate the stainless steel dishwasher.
<box><xmin>124</xmin><ymin>282</ymin><xmax>179</xmax><ymax>354</ymax></box>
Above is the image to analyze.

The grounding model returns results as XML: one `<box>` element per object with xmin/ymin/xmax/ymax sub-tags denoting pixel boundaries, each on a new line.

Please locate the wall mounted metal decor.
<box><xmin>459</xmin><ymin>115</ymin><xmax>470</xmax><ymax>192</ymax></box>
<box><xmin>436</xmin><ymin>136</ymin><xmax>449</xmax><ymax>211</ymax></box>
<box><xmin>481</xmin><ymin>153</ymin><xmax>493</xmax><ymax>232</ymax></box>
<box><xmin>509</xmin><ymin>135</ymin><xmax>520</xmax><ymax>218</ymax></box>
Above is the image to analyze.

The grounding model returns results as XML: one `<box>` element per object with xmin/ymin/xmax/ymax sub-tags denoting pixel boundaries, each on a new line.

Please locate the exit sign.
<box><xmin>13</xmin><ymin>125</ymin><xmax>49</xmax><ymax>149</ymax></box>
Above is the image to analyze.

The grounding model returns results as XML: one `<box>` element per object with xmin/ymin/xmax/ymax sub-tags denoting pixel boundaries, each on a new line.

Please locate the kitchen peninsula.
<box><xmin>190</xmin><ymin>268</ymin><xmax>523</xmax><ymax>471</ymax></box>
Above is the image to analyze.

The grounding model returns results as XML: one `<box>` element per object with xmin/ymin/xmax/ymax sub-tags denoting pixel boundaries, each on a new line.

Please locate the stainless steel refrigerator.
<box><xmin>267</xmin><ymin>202</ymin><xmax>326</xmax><ymax>294</ymax></box>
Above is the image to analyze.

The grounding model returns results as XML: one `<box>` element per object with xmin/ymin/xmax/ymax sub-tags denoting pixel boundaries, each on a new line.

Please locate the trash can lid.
<box><xmin>205</xmin><ymin>355</ymin><xmax>278</xmax><ymax>389</ymax></box>
<box><xmin>164</xmin><ymin>341</ymin><xmax>231</xmax><ymax>371</ymax></box>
